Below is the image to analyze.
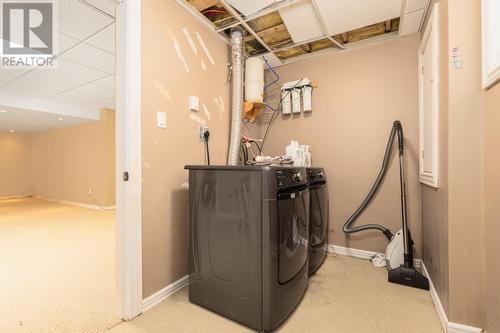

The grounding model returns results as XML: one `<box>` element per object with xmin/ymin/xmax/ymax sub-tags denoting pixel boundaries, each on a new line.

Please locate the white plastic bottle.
<box><xmin>304</xmin><ymin>145</ymin><xmax>312</xmax><ymax>167</ymax></box>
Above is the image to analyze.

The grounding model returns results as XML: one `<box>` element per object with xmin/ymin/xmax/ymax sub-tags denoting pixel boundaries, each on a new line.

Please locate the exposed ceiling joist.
<box><xmin>219</xmin><ymin>0</ymin><xmax>283</xmax><ymax>64</ymax></box>
<box><xmin>178</xmin><ymin>0</ymin><xmax>430</xmax><ymax>65</ymax></box>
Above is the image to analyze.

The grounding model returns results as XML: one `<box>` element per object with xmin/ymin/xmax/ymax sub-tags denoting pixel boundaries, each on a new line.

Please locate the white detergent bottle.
<box><xmin>304</xmin><ymin>145</ymin><xmax>312</xmax><ymax>167</ymax></box>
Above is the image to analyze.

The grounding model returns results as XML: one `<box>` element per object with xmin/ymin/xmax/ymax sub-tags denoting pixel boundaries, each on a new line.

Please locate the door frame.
<box><xmin>115</xmin><ymin>0</ymin><xmax>143</xmax><ymax>320</ymax></box>
<box><xmin>418</xmin><ymin>3</ymin><xmax>439</xmax><ymax>188</ymax></box>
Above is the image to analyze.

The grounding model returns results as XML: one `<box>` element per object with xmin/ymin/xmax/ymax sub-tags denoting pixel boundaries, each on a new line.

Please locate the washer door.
<box><xmin>310</xmin><ymin>182</ymin><xmax>328</xmax><ymax>248</ymax></box>
<box><xmin>278</xmin><ymin>186</ymin><xmax>309</xmax><ymax>284</ymax></box>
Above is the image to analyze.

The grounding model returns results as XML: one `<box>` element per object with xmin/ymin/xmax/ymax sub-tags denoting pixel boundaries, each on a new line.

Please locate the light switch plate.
<box><xmin>189</xmin><ymin>95</ymin><xmax>200</xmax><ymax>112</ymax></box>
<box><xmin>157</xmin><ymin>111</ymin><xmax>167</xmax><ymax>129</ymax></box>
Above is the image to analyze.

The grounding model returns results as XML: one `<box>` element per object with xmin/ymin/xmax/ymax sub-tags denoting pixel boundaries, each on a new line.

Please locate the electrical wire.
<box><xmin>203</xmin><ymin>130</ymin><xmax>211</xmax><ymax>165</ymax></box>
<box><xmin>263</xmin><ymin>56</ymin><xmax>280</xmax><ymax>91</ymax></box>
<box><xmin>261</xmin><ymin>78</ymin><xmax>305</xmax><ymax>152</ymax></box>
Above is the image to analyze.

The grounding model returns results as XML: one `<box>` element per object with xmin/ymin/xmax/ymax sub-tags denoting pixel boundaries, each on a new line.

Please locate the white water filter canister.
<box><xmin>282</xmin><ymin>90</ymin><xmax>292</xmax><ymax>115</ymax></box>
<box><xmin>303</xmin><ymin>86</ymin><xmax>312</xmax><ymax>112</ymax></box>
<box><xmin>245</xmin><ymin>57</ymin><xmax>264</xmax><ymax>103</ymax></box>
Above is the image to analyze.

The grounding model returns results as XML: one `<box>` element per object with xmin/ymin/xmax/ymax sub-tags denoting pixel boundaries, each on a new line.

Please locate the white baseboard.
<box><xmin>0</xmin><ymin>194</ymin><xmax>32</xmax><ymax>201</ymax></box>
<box><xmin>421</xmin><ymin>261</ymin><xmax>449</xmax><ymax>332</ymax></box>
<box><xmin>447</xmin><ymin>323</ymin><xmax>483</xmax><ymax>333</ymax></box>
<box><xmin>328</xmin><ymin>244</ymin><xmax>421</xmax><ymax>269</ymax></box>
<box><xmin>420</xmin><ymin>261</ymin><xmax>483</xmax><ymax>333</ymax></box>
<box><xmin>35</xmin><ymin>196</ymin><xmax>116</xmax><ymax>211</ymax></box>
<box><xmin>142</xmin><ymin>275</ymin><xmax>188</xmax><ymax>313</ymax></box>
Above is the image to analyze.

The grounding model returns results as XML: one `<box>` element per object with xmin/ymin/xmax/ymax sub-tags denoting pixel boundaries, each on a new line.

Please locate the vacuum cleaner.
<box><xmin>343</xmin><ymin>121</ymin><xmax>429</xmax><ymax>291</ymax></box>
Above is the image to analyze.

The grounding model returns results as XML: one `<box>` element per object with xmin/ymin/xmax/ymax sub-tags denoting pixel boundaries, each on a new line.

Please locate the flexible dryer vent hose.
<box><xmin>227</xmin><ymin>28</ymin><xmax>245</xmax><ymax>165</ymax></box>
<box><xmin>343</xmin><ymin>121</ymin><xmax>405</xmax><ymax>241</ymax></box>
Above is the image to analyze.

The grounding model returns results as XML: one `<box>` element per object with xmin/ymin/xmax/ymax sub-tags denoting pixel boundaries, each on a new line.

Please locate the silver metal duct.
<box><xmin>227</xmin><ymin>28</ymin><xmax>245</xmax><ymax>165</ymax></box>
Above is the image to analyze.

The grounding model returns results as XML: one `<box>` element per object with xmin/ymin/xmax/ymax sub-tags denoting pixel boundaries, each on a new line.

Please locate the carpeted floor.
<box><xmin>109</xmin><ymin>254</ymin><xmax>443</xmax><ymax>333</ymax></box>
<box><xmin>0</xmin><ymin>198</ymin><xmax>122</xmax><ymax>333</ymax></box>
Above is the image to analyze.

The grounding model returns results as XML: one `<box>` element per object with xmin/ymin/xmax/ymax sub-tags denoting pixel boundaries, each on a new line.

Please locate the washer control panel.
<box><xmin>276</xmin><ymin>168</ymin><xmax>307</xmax><ymax>187</ymax></box>
<box><xmin>307</xmin><ymin>168</ymin><xmax>327</xmax><ymax>183</ymax></box>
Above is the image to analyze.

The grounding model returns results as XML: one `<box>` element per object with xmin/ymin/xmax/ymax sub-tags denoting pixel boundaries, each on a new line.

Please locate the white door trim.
<box><xmin>115</xmin><ymin>0</ymin><xmax>143</xmax><ymax>320</ymax></box>
<box><xmin>418</xmin><ymin>2</ymin><xmax>440</xmax><ymax>188</ymax></box>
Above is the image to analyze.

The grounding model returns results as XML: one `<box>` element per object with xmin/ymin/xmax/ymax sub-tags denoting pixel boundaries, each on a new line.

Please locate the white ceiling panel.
<box><xmin>51</xmin><ymin>76</ymin><xmax>115</xmax><ymax>106</ymax></box>
<box><xmin>400</xmin><ymin>9</ymin><xmax>425</xmax><ymax>36</ymax></box>
<box><xmin>0</xmin><ymin>106</ymin><xmax>95</xmax><ymax>133</ymax></box>
<box><xmin>0</xmin><ymin>68</ymin><xmax>30</xmax><ymax>86</ymax></box>
<box><xmin>315</xmin><ymin>0</ymin><xmax>403</xmax><ymax>36</ymax></box>
<box><xmin>279</xmin><ymin>2</ymin><xmax>324</xmax><ymax>43</ymax></box>
<box><xmin>61</xmin><ymin>43</ymin><xmax>115</xmax><ymax>74</ymax></box>
<box><xmin>58</xmin><ymin>0</ymin><xmax>114</xmax><ymax>40</ymax></box>
<box><xmin>86</xmin><ymin>23</ymin><xmax>115</xmax><ymax>54</ymax></box>
<box><xmin>1</xmin><ymin>59</ymin><xmax>109</xmax><ymax>98</ymax></box>
<box><xmin>405</xmin><ymin>0</ymin><xmax>429</xmax><ymax>14</ymax></box>
<box><xmin>225</xmin><ymin>0</ymin><xmax>274</xmax><ymax>16</ymax></box>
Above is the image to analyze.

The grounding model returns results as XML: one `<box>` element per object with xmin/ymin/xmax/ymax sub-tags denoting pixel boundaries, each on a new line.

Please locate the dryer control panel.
<box><xmin>307</xmin><ymin>168</ymin><xmax>327</xmax><ymax>183</ymax></box>
<box><xmin>276</xmin><ymin>168</ymin><xmax>307</xmax><ymax>188</ymax></box>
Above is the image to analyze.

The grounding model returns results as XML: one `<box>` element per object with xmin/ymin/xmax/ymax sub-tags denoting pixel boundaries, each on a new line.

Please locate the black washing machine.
<box><xmin>307</xmin><ymin>168</ymin><xmax>329</xmax><ymax>276</ymax></box>
<box><xmin>185</xmin><ymin>165</ymin><xmax>309</xmax><ymax>332</ymax></box>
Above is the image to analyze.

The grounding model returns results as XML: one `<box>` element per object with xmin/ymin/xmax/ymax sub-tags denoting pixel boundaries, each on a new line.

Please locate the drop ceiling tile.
<box><xmin>94</xmin><ymin>75</ymin><xmax>115</xmax><ymax>89</ymax></box>
<box><xmin>224</xmin><ymin>0</ymin><xmax>274</xmax><ymax>16</ymax></box>
<box><xmin>400</xmin><ymin>9</ymin><xmax>425</xmax><ymax>36</ymax></box>
<box><xmin>1</xmin><ymin>59</ymin><xmax>109</xmax><ymax>98</ymax></box>
<box><xmin>86</xmin><ymin>23</ymin><xmax>115</xmax><ymax>54</ymax></box>
<box><xmin>1</xmin><ymin>70</ymin><xmax>85</xmax><ymax>98</ymax></box>
<box><xmin>61</xmin><ymin>43</ymin><xmax>115</xmax><ymax>74</ymax></box>
<box><xmin>57</xmin><ymin>0</ymin><xmax>114</xmax><ymax>40</ymax></box>
<box><xmin>51</xmin><ymin>76</ymin><xmax>115</xmax><ymax>106</ymax></box>
<box><xmin>279</xmin><ymin>2</ymin><xmax>324</xmax><ymax>43</ymax></box>
<box><xmin>315</xmin><ymin>0</ymin><xmax>403</xmax><ymax>36</ymax></box>
<box><xmin>0</xmin><ymin>68</ymin><xmax>30</xmax><ymax>87</ymax></box>
<box><xmin>57</xmin><ymin>32</ymin><xmax>80</xmax><ymax>54</ymax></box>
<box><xmin>80</xmin><ymin>0</ymin><xmax>116</xmax><ymax>18</ymax></box>
<box><xmin>405</xmin><ymin>0</ymin><xmax>429</xmax><ymax>14</ymax></box>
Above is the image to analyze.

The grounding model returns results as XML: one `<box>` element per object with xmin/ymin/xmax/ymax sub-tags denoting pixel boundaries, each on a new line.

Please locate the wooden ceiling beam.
<box><xmin>244</xmin><ymin>23</ymin><xmax>288</xmax><ymax>42</ymax></box>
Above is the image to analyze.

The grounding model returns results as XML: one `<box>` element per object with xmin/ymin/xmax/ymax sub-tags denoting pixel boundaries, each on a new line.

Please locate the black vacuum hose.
<box><xmin>343</xmin><ymin>121</ymin><xmax>404</xmax><ymax>241</ymax></box>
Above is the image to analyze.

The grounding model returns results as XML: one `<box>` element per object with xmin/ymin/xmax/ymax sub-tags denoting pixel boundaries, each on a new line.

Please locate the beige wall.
<box><xmin>141</xmin><ymin>0</ymin><xmax>230</xmax><ymax>298</ymax></box>
<box><xmin>32</xmin><ymin>109</ymin><xmax>116</xmax><ymax>207</ymax></box>
<box><xmin>421</xmin><ymin>0</ymin><xmax>488</xmax><ymax>327</ymax></box>
<box><xmin>446</xmin><ymin>0</ymin><xmax>485</xmax><ymax>326</ymax></box>
<box><xmin>262</xmin><ymin>35</ymin><xmax>422</xmax><ymax>256</ymax></box>
<box><xmin>484</xmin><ymin>83</ymin><xmax>500</xmax><ymax>333</ymax></box>
<box><xmin>420</xmin><ymin>0</ymin><xmax>450</xmax><ymax>315</ymax></box>
<box><xmin>0</xmin><ymin>132</ymin><xmax>32</xmax><ymax>197</ymax></box>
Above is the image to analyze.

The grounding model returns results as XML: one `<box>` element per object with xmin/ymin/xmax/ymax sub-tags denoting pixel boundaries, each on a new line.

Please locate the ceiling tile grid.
<box><xmin>0</xmin><ymin>0</ymin><xmax>116</xmax><ymax>113</ymax></box>
<box><xmin>50</xmin><ymin>75</ymin><xmax>116</xmax><ymax>107</ymax></box>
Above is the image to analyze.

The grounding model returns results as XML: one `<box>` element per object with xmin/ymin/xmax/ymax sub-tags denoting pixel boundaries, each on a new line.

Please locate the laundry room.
<box><xmin>105</xmin><ymin>0</ymin><xmax>499</xmax><ymax>332</ymax></box>
<box><xmin>1</xmin><ymin>0</ymin><xmax>498</xmax><ymax>332</ymax></box>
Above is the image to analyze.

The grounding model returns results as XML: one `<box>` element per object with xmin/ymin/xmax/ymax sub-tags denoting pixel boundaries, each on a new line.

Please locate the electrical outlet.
<box><xmin>87</xmin><ymin>188</ymin><xmax>92</xmax><ymax>195</ymax></box>
<box><xmin>198</xmin><ymin>125</ymin><xmax>209</xmax><ymax>142</ymax></box>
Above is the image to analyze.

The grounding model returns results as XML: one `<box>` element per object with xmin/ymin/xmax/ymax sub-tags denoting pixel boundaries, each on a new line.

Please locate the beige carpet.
<box><xmin>0</xmin><ymin>198</ymin><xmax>122</xmax><ymax>333</ymax></box>
<box><xmin>110</xmin><ymin>254</ymin><xmax>443</xmax><ymax>333</ymax></box>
